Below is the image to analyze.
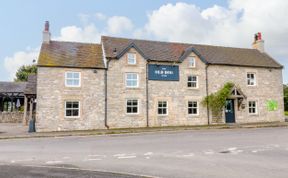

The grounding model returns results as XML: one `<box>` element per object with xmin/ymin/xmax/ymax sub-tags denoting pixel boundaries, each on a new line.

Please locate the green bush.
<box><xmin>202</xmin><ymin>82</ymin><xmax>234</xmax><ymax>119</ymax></box>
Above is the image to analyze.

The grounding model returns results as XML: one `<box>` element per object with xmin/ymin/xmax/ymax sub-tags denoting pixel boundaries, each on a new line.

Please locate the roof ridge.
<box><xmin>101</xmin><ymin>35</ymin><xmax>256</xmax><ymax>51</ymax></box>
<box><xmin>49</xmin><ymin>40</ymin><xmax>101</xmax><ymax>46</ymax></box>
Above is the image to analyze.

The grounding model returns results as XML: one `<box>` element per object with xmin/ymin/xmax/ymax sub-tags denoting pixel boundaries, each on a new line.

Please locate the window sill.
<box><xmin>188</xmin><ymin>114</ymin><xmax>199</xmax><ymax>117</ymax></box>
<box><xmin>65</xmin><ymin>116</ymin><xmax>80</xmax><ymax>119</ymax></box>
<box><xmin>248</xmin><ymin>113</ymin><xmax>259</xmax><ymax>116</ymax></box>
<box><xmin>187</xmin><ymin>87</ymin><xmax>199</xmax><ymax>90</ymax></box>
<box><xmin>157</xmin><ymin>114</ymin><xmax>168</xmax><ymax>117</ymax></box>
<box><xmin>126</xmin><ymin>113</ymin><xmax>140</xmax><ymax>116</ymax></box>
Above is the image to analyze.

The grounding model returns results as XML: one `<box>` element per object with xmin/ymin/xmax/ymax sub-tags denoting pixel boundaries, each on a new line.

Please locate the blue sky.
<box><xmin>0</xmin><ymin>0</ymin><xmax>287</xmax><ymax>83</ymax></box>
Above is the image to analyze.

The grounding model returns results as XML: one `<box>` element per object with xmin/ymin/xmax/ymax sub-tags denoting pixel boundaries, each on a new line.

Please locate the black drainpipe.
<box><xmin>104</xmin><ymin>59</ymin><xmax>111</xmax><ymax>129</ymax></box>
<box><xmin>205</xmin><ymin>64</ymin><xmax>210</xmax><ymax>125</ymax></box>
<box><xmin>146</xmin><ymin>60</ymin><xmax>150</xmax><ymax>127</ymax></box>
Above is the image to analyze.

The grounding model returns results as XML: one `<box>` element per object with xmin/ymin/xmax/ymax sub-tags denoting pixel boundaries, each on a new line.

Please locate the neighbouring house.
<box><xmin>36</xmin><ymin>21</ymin><xmax>284</xmax><ymax>132</ymax></box>
<box><xmin>0</xmin><ymin>74</ymin><xmax>36</xmax><ymax>123</ymax></box>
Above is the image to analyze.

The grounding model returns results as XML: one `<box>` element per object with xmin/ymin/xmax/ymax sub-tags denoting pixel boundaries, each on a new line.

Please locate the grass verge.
<box><xmin>285</xmin><ymin>111</ymin><xmax>288</xmax><ymax>116</ymax></box>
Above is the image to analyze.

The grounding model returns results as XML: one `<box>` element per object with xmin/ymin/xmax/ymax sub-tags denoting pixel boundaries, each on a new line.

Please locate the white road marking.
<box><xmin>113</xmin><ymin>154</ymin><xmax>127</xmax><ymax>157</ymax></box>
<box><xmin>182</xmin><ymin>153</ymin><xmax>195</xmax><ymax>157</ymax></box>
<box><xmin>10</xmin><ymin>159</ymin><xmax>34</xmax><ymax>163</ymax></box>
<box><xmin>145</xmin><ymin>157</ymin><xmax>150</xmax><ymax>159</ymax></box>
<box><xmin>46</xmin><ymin>160</ymin><xmax>63</xmax><ymax>164</ymax></box>
<box><xmin>117</xmin><ymin>156</ymin><xmax>136</xmax><ymax>159</ymax></box>
<box><xmin>228</xmin><ymin>147</ymin><xmax>237</xmax><ymax>151</ymax></box>
<box><xmin>204</xmin><ymin>150</ymin><xmax>214</xmax><ymax>155</ymax></box>
<box><xmin>144</xmin><ymin>152</ymin><xmax>153</xmax><ymax>156</ymax></box>
<box><xmin>88</xmin><ymin>154</ymin><xmax>106</xmax><ymax>158</ymax></box>
<box><xmin>62</xmin><ymin>157</ymin><xmax>70</xmax><ymax>159</ymax></box>
<box><xmin>84</xmin><ymin>158</ymin><xmax>102</xmax><ymax>161</ymax></box>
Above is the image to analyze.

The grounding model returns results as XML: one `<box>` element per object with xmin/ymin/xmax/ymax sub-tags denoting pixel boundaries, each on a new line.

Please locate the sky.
<box><xmin>0</xmin><ymin>0</ymin><xmax>287</xmax><ymax>83</ymax></box>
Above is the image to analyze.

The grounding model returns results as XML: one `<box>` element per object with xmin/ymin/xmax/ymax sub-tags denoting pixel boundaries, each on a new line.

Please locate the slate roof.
<box><xmin>0</xmin><ymin>82</ymin><xmax>27</xmax><ymax>93</ymax></box>
<box><xmin>38</xmin><ymin>41</ymin><xmax>105</xmax><ymax>68</ymax></box>
<box><xmin>102</xmin><ymin>36</ymin><xmax>282</xmax><ymax>68</ymax></box>
<box><xmin>24</xmin><ymin>74</ymin><xmax>37</xmax><ymax>95</ymax></box>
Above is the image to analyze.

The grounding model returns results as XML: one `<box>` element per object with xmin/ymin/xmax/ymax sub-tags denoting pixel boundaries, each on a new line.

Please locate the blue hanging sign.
<box><xmin>148</xmin><ymin>64</ymin><xmax>179</xmax><ymax>81</ymax></box>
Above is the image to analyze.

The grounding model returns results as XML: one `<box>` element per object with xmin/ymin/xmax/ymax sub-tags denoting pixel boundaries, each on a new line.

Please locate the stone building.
<box><xmin>36</xmin><ymin>22</ymin><xmax>284</xmax><ymax>132</ymax></box>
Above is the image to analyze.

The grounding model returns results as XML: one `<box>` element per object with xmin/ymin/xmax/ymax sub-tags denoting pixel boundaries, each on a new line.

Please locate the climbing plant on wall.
<box><xmin>201</xmin><ymin>82</ymin><xmax>235</xmax><ymax>120</ymax></box>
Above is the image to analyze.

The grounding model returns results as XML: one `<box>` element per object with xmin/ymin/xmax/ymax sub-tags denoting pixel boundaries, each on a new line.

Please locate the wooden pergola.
<box><xmin>0</xmin><ymin>82</ymin><xmax>26</xmax><ymax>112</ymax></box>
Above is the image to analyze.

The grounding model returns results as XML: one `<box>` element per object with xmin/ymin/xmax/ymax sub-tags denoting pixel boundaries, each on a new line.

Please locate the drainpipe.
<box><xmin>205</xmin><ymin>64</ymin><xmax>210</xmax><ymax>125</ymax></box>
<box><xmin>146</xmin><ymin>60</ymin><xmax>150</xmax><ymax>127</ymax></box>
<box><xmin>104</xmin><ymin>59</ymin><xmax>111</xmax><ymax>129</ymax></box>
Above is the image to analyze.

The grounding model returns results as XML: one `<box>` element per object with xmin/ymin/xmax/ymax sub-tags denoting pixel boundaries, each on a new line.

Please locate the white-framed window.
<box><xmin>247</xmin><ymin>73</ymin><xmax>256</xmax><ymax>86</ymax></box>
<box><xmin>248</xmin><ymin>101</ymin><xmax>258</xmax><ymax>114</ymax></box>
<box><xmin>126</xmin><ymin>73</ymin><xmax>139</xmax><ymax>88</ymax></box>
<box><xmin>188</xmin><ymin>101</ymin><xmax>198</xmax><ymax>115</ymax></box>
<box><xmin>126</xmin><ymin>99</ymin><xmax>139</xmax><ymax>114</ymax></box>
<box><xmin>188</xmin><ymin>75</ymin><xmax>198</xmax><ymax>88</ymax></box>
<box><xmin>65</xmin><ymin>101</ymin><xmax>80</xmax><ymax>118</ymax></box>
<box><xmin>188</xmin><ymin>56</ymin><xmax>196</xmax><ymax>68</ymax></box>
<box><xmin>127</xmin><ymin>53</ymin><xmax>136</xmax><ymax>65</ymax></box>
<box><xmin>158</xmin><ymin>101</ymin><xmax>168</xmax><ymax>115</ymax></box>
<box><xmin>65</xmin><ymin>72</ymin><xmax>81</xmax><ymax>87</ymax></box>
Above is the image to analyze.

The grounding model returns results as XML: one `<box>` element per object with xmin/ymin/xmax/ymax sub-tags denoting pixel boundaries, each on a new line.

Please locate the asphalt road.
<box><xmin>0</xmin><ymin>128</ymin><xmax>288</xmax><ymax>178</ymax></box>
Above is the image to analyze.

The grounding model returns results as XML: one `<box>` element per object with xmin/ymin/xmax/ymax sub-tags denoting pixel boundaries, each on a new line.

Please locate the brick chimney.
<box><xmin>252</xmin><ymin>32</ymin><xmax>264</xmax><ymax>53</ymax></box>
<box><xmin>43</xmin><ymin>21</ymin><xmax>51</xmax><ymax>44</ymax></box>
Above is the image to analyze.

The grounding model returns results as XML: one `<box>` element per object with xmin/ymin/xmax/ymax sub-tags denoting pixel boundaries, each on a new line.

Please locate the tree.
<box><xmin>14</xmin><ymin>64</ymin><xmax>37</xmax><ymax>82</ymax></box>
<box><xmin>284</xmin><ymin>84</ymin><xmax>288</xmax><ymax>111</ymax></box>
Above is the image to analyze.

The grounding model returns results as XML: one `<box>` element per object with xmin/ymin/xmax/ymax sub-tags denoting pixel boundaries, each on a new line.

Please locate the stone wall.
<box><xmin>36</xmin><ymin>67</ymin><xmax>106</xmax><ymax>132</ymax></box>
<box><xmin>0</xmin><ymin>112</ymin><xmax>23</xmax><ymax>123</ymax></box>
<box><xmin>208</xmin><ymin>65</ymin><xmax>284</xmax><ymax>123</ymax></box>
<box><xmin>107</xmin><ymin>49</ymin><xmax>209</xmax><ymax>128</ymax></box>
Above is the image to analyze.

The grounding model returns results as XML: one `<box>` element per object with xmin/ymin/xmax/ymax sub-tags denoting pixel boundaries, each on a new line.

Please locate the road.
<box><xmin>0</xmin><ymin>128</ymin><xmax>288</xmax><ymax>178</ymax></box>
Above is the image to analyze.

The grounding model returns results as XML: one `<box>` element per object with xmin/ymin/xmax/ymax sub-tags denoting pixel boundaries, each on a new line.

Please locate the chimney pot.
<box><xmin>43</xmin><ymin>21</ymin><xmax>51</xmax><ymax>44</ymax></box>
<box><xmin>252</xmin><ymin>32</ymin><xmax>264</xmax><ymax>53</ymax></box>
<box><xmin>44</xmin><ymin>21</ymin><xmax>49</xmax><ymax>32</ymax></box>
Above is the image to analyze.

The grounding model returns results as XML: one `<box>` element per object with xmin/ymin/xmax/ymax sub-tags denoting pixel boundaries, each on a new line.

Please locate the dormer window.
<box><xmin>127</xmin><ymin>53</ymin><xmax>136</xmax><ymax>65</ymax></box>
<box><xmin>188</xmin><ymin>56</ymin><xmax>196</xmax><ymax>68</ymax></box>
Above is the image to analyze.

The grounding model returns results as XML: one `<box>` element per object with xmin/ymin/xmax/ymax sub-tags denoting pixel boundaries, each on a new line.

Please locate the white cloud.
<box><xmin>142</xmin><ymin>1</ymin><xmax>288</xmax><ymax>58</ymax></box>
<box><xmin>95</xmin><ymin>13</ymin><xmax>107</xmax><ymax>21</ymax></box>
<box><xmin>54</xmin><ymin>24</ymin><xmax>101</xmax><ymax>43</ymax></box>
<box><xmin>106</xmin><ymin>16</ymin><xmax>134</xmax><ymax>34</ymax></box>
<box><xmin>4</xmin><ymin>47</ymin><xmax>39</xmax><ymax>80</ymax></box>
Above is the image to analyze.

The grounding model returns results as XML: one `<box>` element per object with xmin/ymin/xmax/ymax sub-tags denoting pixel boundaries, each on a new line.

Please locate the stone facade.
<box><xmin>207</xmin><ymin>65</ymin><xmax>284</xmax><ymax>123</ymax></box>
<box><xmin>36</xmin><ymin>48</ymin><xmax>284</xmax><ymax>132</ymax></box>
<box><xmin>36</xmin><ymin>67</ymin><xmax>106</xmax><ymax>132</ymax></box>
<box><xmin>0</xmin><ymin>112</ymin><xmax>23</xmax><ymax>123</ymax></box>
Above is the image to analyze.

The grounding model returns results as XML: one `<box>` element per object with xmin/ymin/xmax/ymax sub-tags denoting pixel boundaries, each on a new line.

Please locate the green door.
<box><xmin>225</xmin><ymin>99</ymin><xmax>235</xmax><ymax>123</ymax></box>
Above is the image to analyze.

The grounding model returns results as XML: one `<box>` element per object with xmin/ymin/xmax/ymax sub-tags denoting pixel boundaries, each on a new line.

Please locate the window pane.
<box><xmin>73</xmin><ymin>80</ymin><xmax>79</xmax><ymax>86</ymax></box>
<box><xmin>66</xmin><ymin>110</ymin><xmax>72</xmax><ymax>116</ymax></box>
<box><xmin>72</xmin><ymin>109</ymin><xmax>79</xmax><ymax>116</ymax></box>
<box><xmin>72</xmin><ymin>102</ymin><xmax>79</xmax><ymax>108</ymax></box>
<box><xmin>67</xmin><ymin>79</ymin><xmax>74</xmax><ymax>86</ymax></box>
<box><xmin>67</xmin><ymin>73</ymin><xmax>73</xmax><ymax>78</ymax></box>
<box><xmin>132</xmin><ymin>107</ymin><xmax>138</xmax><ymax>113</ymax></box>
<box><xmin>73</xmin><ymin>73</ymin><xmax>79</xmax><ymax>78</ymax></box>
<box><xmin>66</xmin><ymin>102</ymin><xmax>72</xmax><ymax>109</ymax></box>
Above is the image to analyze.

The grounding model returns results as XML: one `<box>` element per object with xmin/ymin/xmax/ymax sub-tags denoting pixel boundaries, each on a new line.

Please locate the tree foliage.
<box><xmin>284</xmin><ymin>84</ymin><xmax>288</xmax><ymax>111</ymax></box>
<box><xmin>14</xmin><ymin>64</ymin><xmax>37</xmax><ymax>82</ymax></box>
<box><xmin>202</xmin><ymin>82</ymin><xmax>235</xmax><ymax>119</ymax></box>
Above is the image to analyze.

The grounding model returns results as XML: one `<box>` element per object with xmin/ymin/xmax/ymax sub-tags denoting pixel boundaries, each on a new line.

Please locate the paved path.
<box><xmin>0</xmin><ymin>128</ymin><xmax>288</xmax><ymax>178</ymax></box>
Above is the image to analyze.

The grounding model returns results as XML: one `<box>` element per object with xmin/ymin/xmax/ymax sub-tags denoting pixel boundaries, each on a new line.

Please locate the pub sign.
<box><xmin>148</xmin><ymin>64</ymin><xmax>179</xmax><ymax>81</ymax></box>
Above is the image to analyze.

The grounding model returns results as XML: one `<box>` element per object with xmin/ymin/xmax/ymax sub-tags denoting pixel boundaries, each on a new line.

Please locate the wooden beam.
<box><xmin>23</xmin><ymin>96</ymin><xmax>28</xmax><ymax>125</ymax></box>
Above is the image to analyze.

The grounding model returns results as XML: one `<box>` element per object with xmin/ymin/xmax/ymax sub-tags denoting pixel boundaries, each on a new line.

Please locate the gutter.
<box><xmin>146</xmin><ymin>60</ymin><xmax>150</xmax><ymax>127</ymax></box>
<box><xmin>104</xmin><ymin>59</ymin><xmax>111</xmax><ymax>129</ymax></box>
<box><xmin>205</xmin><ymin>64</ymin><xmax>210</xmax><ymax>125</ymax></box>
